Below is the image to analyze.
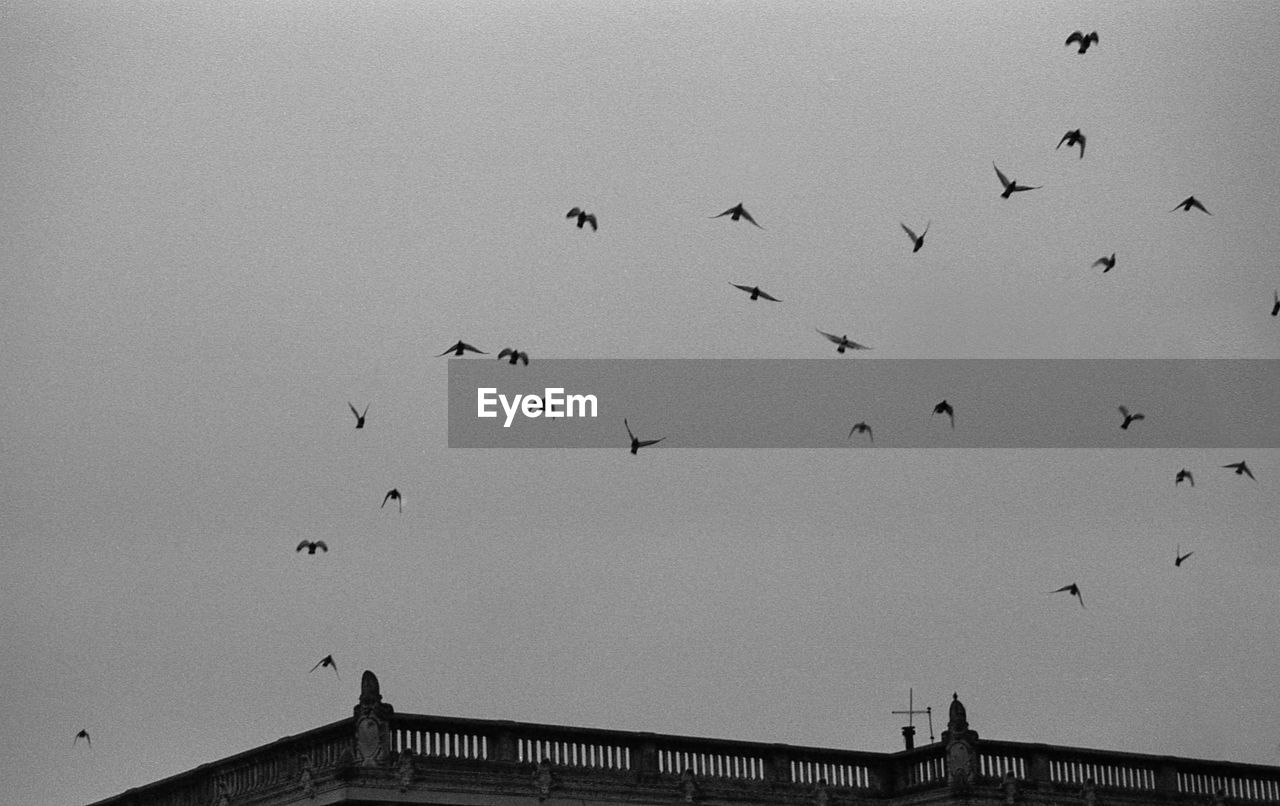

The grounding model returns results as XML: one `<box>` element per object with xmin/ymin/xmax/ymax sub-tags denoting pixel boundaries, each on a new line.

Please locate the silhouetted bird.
<box><xmin>712</xmin><ymin>203</ymin><xmax>763</xmax><ymax>229</ymax></box>
<box><xmin>848</xmin><ymin>421</ymin><xmax>873</xmax><ymax>443</ymax></box>
<box><xmin>382</xmin><ymin>488</ymin><xmax>402</xmax><ymax>512</ymax></box>
<box><xmin>1119</xmin><ymin>406</ymin><xmax>1145</xmax><ymax>429</ymax></box>
<box><xmin>296</xmin><ymin>540</ymin><xmax>328</xmax><ymax>554</ymax></box>
<box><xmin>566</xmin><ymin>207</ymin><xmax>597</xmax><ymax>231</ymax></box>
<box><xmin>624</xmin><ymin>419</ymin><xmax>666</xmax><ymax>455</ymax></box>
<box><xmin>1093</xmin><ymin>253</ymin><xmax>1116</xmax><ymax>273</ymax></box>
<box><xmin>1222</xmin><ymin>461</ymin><xmax>1255</xmax><ymax>480</ymax></box>
<box><xmin>933</xmin><ymin>400</ymin><xmax>955</xmax><ymax>428</ymax></box>
<box><xmin>1175</xmin><ymin>468</ymin><xmax>1194</xmax><ymax>487</ymax></box>
<box><xmin>1065</xmin><ymin>30</ymin><xmax>1099</xmax><ymax>53</ymax></box>
<box><xmin>1171</xmin><ymin>196</ymin><xmax>1211</xmax><ymax>214</ymax></box>
<box><xmin>348</xmin><ymin>402</ymin><xmax>368</xmax><ymax>429</ymax></box>
<box><xmin>438</xmin><ymin>340</ymin><xmax>486</xmax><ymax>357</ymax></box>
<box><xmin>730</xmin><ymin>283</ymin><xmax>781</xmax><ymax>302</ymax></box>
<box><xmin>498</xmin><ymin>348</ymin><xmax>530</xmax><ymax>365</ymax></box>
<box><xmin>1053</xmin><ymin>583</ymin><xmax>1085</xmax><ymax>607</ymax></box>
<box><xmin>1176</xmin><ymin>546</ymin><xmax>1194</xmax><ymax>567</ymax></box>
<box><xmin>1271</xmin><ymin>291</ymin><xmax>1279</xmax><ymax>316</ymax></box>
<box><xmin>817</xmin><ymin>329</ymin><xmax>870</xmax><ymax>353</ymax></box>
<box><xmin>74</xmin><ymin>729</ymin><xmax>91</xmax><ymax>747</ymax></box>
<box><xmin>1058</xmin><ymin>129</ymin><xmax>1086</xmax><ymax>158</ymax></box>
<box><xmin>994</xmin><ymin>163</ymin><xmax>1041</xmax><ymax>198</ymax></box>
<box><xmin>310</xmin><ymin>654</ymin><xmax>339</xmax><ymax>677</ymax></box>
<box><xmin>901</xmin><ymin>221</ymin><xmax>930</xmax><ymax>252</ymax></box>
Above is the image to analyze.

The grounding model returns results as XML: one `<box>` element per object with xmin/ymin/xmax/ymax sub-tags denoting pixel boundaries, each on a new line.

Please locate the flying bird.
<box><xmin>498</xmin><ymin>348</ymin><xmax>530</xmax><ymax>365</ymax></box>
<box><xmin>730</xmin><ymin>283</ymin><xmax>781</xmax><ymax>302</ymax></box>
<box><xmin>1222</xmin><ymin>461</ymin><xmax>1255</xmax><ymax>480</ymax></box>
<box><xmin>901</xmin><ymin>221</ymin><xmax>930</xmax><ymax>252</ymax></box>
<box><xmin>1171</xmin><ymin>196</ymin><xmax>1211</xmax><ymax>214</ymax></box>
<box><xmin>438</xmin><ymin>340</ymin><xmax>487</xmax><ymax>357</ymax></box>
<box><xmin>1175</xmin><ymin>546</ymin><xmax>1194</xmax><ymax>567</ymax></box>
<box><xmin>1053</xmin><ymin>583</ymin><xmax>1085</xmax><ymax>607</ymax></box>
<box><xmin>1118</xmin><ymin>406</ymin><xmax>1145</xmax><ymax>429</ymax></box>
<box><xmin>310</xmin><ymin>654</ymin><xmax>339</xmax><ymax>677</ymax></box>
<box><xmin>848</xmin><ymin>421</ymin><xmax>873</xmax><ymax>443</ymax></box>
<box><xmin>74</xmin><ymin>729</ymin><xmax>91</xmax><ymax>747</ymax></box>
<box><xmin>382</xmin><ymin>488</ymin><xmax>402</xmax><ymax>512</ymax></box>
<box><xmin>712</xmin><ymin>203</ymin><xmax>763</xmax><ymax>229</ymax></box>
<box><xmin>1065</xmin><ymin>30</ymin><xmax>1099</xmax><ymax>53</ymax></box>
<box><xmin>1271</xmin><ymin>291</ymin><xmax>1279</xmax><ymax>316</ymax></box>
<box><xmin>348</xmin><ymin>402</ymin><xmax>368</xmax><ymax>429</ymax></box>
<box><xmin>1058</xmin><ymin>129</ymin><xmax>1086</xmax><ymax>158</ymax></box>
<box><xmin>933</xmin><ymin>400</ymin><xmax>955</xmax><ymax>428</ymax></box>
<box><xmin>566</xmin><ymin>207</ymin><xmax>597</xmax><ymax>231</ymax></box>
<box><xmin>624</xmin><ymin>419</ymin><xmax>666</xmax><ymax>455</ymax></box>
<box><xmin>1093</xmin><ymin>253</ymin><xmax>1116</xmax><ymax>273</ymax></box>
<box><xmin>994</xmin><ymin>163</ymin><xmax>1042</xmax><ymax>198</ymax></box>
<box><xmin>817</xmin><ymin>329</ymin><xmax>870</xmax><ymax>353</ymax></box>
<box><xmin>1175</xmin><ymin>468</ymin><xmax>1194</xmax><ymax>487</ymax></box>
<box><xmin>296</xmin><ymin>540</ymin><xmax>328</xmax><ymax>554</ymax></box>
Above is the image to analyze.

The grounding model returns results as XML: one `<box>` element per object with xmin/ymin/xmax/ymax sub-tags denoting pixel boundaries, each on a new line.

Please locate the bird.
<box><xmin>438</xmin><ymin>340</ymin><xmax>486</xmax><ymax>357</ymax></box>
<box><xmin>1222</xmin><ymin>461</ymin><xmax>1255</xmax><ymax>480</ymax></box>
<box><xmin>1065</xmin><ymin>30</ymin><xmax>1099</xmax><ymax>53</ymax></box>
<box><xmin>712</xmin><ymin>203</ymin><xmax>763</xmax><ymax>229</ymax></box>
<box><xmin>848</xmin><ymin>421</ymin><xmax>873</xmax><ymax>443</ymax></box>
<box><xmin>1175</xmin><ymin>468</ymin><xmax>1194</xmax><ymax>487</ymax></box>
<box><xmin>1093</xmin><ymin>253</ymin><xmax>1116</xmax><ymax>273</ymax></box>
<box><xmin>1057</xmin><ymin>129</ymin><xmax>1086</xmax><ymax>158</ymax></box>
<box><xmin>498</xmin><ymin>348</ymin><xmax>530</xmax><ymax>365</ymax></box>
<box><xmin>994</xmin><ymin>163</ymin><xmax>1041</xmax><ymax>198</ymax></box>
<box><xmin>901</xmin><ymin>221</ymin><xmax>930</xmax><ymax>252</ymax></box>
<box><xmin>74</xmin><ymin>729</ymin><xmax>91</xmax><ymax>747</ymax></box>
<box><xmin>1053</xmin><ymin>583</ymin><xmax>1085</xmax><ymax>607</ymax></box>
<box><xmin>817</xmin><ymin>329</ymin><xmax>871</xmax><ymax>353</ymax></box>
<box><xmin>730</xmin><ymin>283</ymin><xmax>781</xmax><ymax>302</ymax></box>
<box><xmin>310</xmin><ymin>654</ymin><xmax>339</xmax><ymax>677</ymax></box>
<box><xmin>1271</xmin><ymin>291</ymin><xmax>1279</xmax><ymax>316</ymax></box>
<box><xmin>1175</xmin><ymin>546</ymin><xmax>1194</xmax><ymax>567</ymax></box>
<box><xmin>566</xmin><ymin>207</ymin><xmax>597</xmax><ymax>231</ymax></box>
<box><xmin>1171</xmin><ymin>196</ymin><xmax>1211</xmax><ymax>214</ymax></box>
<box><xmin>1118</xmin><ymin>406</ymin><xmax>1145</xmax><ymax>429</ymax></box>
<box><xmin>933</xmin><ymin>400</ymin><xmax>955</xmax><ymax>428</ymax></box>
<box><xmin>382</xmin><ymin>488</ymin><xmax>402</xmax><ymax>512</ymax></box>
<box><xmin>624</xmin><ymin>419</ymin><xmax>665</xmax><ymax>455</ymax></box>
<box><xmin>347</xmin><ymin>402</ymin><xmax>368</xmax><ymax>429</ymax></box>
<box><xmin>296</xmin><ymin>540</ymin><xmax>328</xmax><ymax>554</ymax></box>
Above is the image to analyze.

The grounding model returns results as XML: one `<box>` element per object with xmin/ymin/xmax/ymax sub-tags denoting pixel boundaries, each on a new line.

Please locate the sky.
<box><xmin>3</xmin><ymin>1</ymin><xmax>1280</xmax><ymax>803</ymax></box>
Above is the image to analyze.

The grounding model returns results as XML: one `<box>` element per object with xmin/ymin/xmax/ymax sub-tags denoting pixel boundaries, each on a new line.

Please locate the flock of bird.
<box><xmin>70</xmin><ymin>26</ymin><xmax>1276</xmax><ymax>754</ymax></box>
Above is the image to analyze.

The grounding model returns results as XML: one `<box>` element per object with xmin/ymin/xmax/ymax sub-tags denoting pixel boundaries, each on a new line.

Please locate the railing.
<box><xmin>87</xmin><ymin>712</ymin><xmax>1280</xmax><ymax>806</ymax></box>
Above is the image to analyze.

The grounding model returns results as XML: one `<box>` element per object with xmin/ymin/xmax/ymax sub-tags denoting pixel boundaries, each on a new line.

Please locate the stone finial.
<box><xmin>1003</xmin><ymin>771</ymin><xmax>1018</xmax><ymax>805</ymax></box>
<box><xmin>533</xmin><ymin>758</ymin><xmax>554</xmax><ymax>801</ymax></box>
<box><xmin>948</xmin><ymin>693</ymin><xmax>968</xmax><ymax>733</ymax></box>
<box><xmin>353</xmin><ymin>670</ymin><xmax>394</xmax><ymax>767</ymax></box>
<box><xmin>941</xmin><ymin>693</ymin><xmax>978</xmax><ymax>793</ymax></box>
<box><xmin>680</xmin><ymin>769</ymin><xmax>699</xmax><ymax>803</ymax></box>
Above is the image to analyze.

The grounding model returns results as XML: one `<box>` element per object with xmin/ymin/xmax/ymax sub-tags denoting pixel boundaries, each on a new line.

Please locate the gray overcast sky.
<box><xmin>3</xmin><ymin>2</ymin><xmax>1279</xmax><ymax>803</ymax></box>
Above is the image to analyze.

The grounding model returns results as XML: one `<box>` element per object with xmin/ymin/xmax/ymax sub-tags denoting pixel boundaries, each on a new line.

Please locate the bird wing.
<box><xmin>1189</xmin><ymin>197</ymin><xmax>1210</xmax><ymax>213</ymax></box>
<box><xmin>1092</xmin><ymin>258</ymin><xmax>1108</xmax><ymax>268</ymax></box>
<box><xmin>315</xmin><ymin>541</ymin><xmax>327</xmax><ymax>552</ymax></box>
<box><xmin>739</xmin><ymin>208</ymin><xmax>763</xmax><ymax>228</ymax></box>
<box><xmin>816</xmin><ymin>329</ymin><xmax>841</xmax><ymax>344</ymax></box>
<box><xmin>844</xmin><ymin>340</ymin><xmax>871</xmax><ymax>350</ymax></box>
<box><xmin>498</xmin><ymin>348</ymin><xmax>514</xmax><ymax>359</ymax></box>
<box><xmin>901</xmin><ymin>223</ymin><xmax>918</xmax><ymax>243</ymax></box>
<box><xmin>1057</xmin><ymin>133</ymin><xmax>1070</xmax><ymax>149</ymax></box>
<box><xmin>730</xmin><ymin>283</ymin><xmax>754</xmax><ymax>294</ymax></box>
<box><xmin>382</xmin><ymin>491</ymin><xmax>395</xmax><ymax>507</ymax></box>
<box><xmin>756</xmin><ymin>288</ymin><xmax>780</xmax><ymax>301</ymax></box>
<box><xmin>461</xmin><ymin>343</ymin><xmax>486</xmax><ymax>354</ymax></box>
<box><xmin>993</xmin><ymin>163</ymin><xmax>1012</xmax><ymax>189</ymax></box>
<box><xmin>1088</xmin><ymin>31</ymin><xmax>1099</xmax><ymax>44</ymax></box>
<box><xmin>637</xmin><ymin>437</ymin><xmax>666</xmax><ymax>448</ymax></box>
<box><xmin>1118</xmin><ymin>406</ymin><xmax>1130</xmax><ymax>417</ymax></box>
<box><xmin>518</xmin><ymin>352</ymin><xmax>529</xmax><ymax>365</ymax></box>
<box><xmin>296</xmin><ymin>541</ymin><xmax>309</xmax><ymax>552</ymax></box>
<box><xmin>566</xmin><ymin>207</ymin><xmax>581</xmax><ymax>218</ymax></box>
<box><xmin>348</xmin><ymin>402</ymin><xmax>360</xmax><ymax>419</ymax></box>
<box><xmin>712</xmin><ymin>206</ymin><xmax>737</xmax><ymax>219</ymax></box>
<box><xmin>585</xmin><ymin>214</ymin><xmax>597</xmax><ymax>230</ymax></box>
<box><xmin>310</xmin><ymin>659</ymin><xmax>324</xmax><ymax>672</ymax></box>
<box><xmin>1243</xmin><ymin>464</ymin><xmax>1255</xmax><ymax>479</ymax></box>
<box><xmin>1131</xmin><ymin>413</ymin><xmax>1145</xmax><ymax>421</ymax></box>
<box><xmin>1065</xmin><ymin>31</ymin><xmax>1083</xmax><ymax>45</ymax></box>
<box><xmin>1077</xmin><ymin>134</ymin><xmax>1085</xmax><ymax>157</ymax></box>
<box><xmin>624</xmin><ymin>418</ymin><xmax>635</xmax><ymax>441</ymax></box>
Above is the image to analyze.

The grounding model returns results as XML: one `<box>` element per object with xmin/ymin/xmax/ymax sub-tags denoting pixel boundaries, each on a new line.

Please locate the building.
<box><xmin>88</xmin><ymin>671</ymin><xmax>1280</xmax><ymax>806</ymax></box>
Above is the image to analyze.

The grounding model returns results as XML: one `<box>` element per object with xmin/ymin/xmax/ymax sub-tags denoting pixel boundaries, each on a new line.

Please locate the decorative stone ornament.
<box><xmin>940</xmin><ymin>693</ymin><xmax>979</xmax><ymax>794</ymax></box>
<box><xmin>353</xmin><ymin>670</ymin><xmax>394</xmax><ymax>767</ymax></box>
<box><xmin>679</xmin><ymin>769</ymin><xmax>699</xmax><ymax>803</ymax></box>
<box><xmin>398</xmin><ymin>750</ymin><xmax>416</xmax><ymax>792</ymax></box>
<box><xmin>533</xmin><ymin>758</ymin><xmax>554</xmax><ymax>801</ymax></box>
<box><xmin>298</xmin><ymin>755</ymin><xmax>316</xmax><ymax>799</ymax></box>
